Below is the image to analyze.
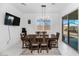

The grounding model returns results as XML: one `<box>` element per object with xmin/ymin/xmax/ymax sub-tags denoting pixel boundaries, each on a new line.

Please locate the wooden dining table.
<box><xmin>36</xmin><ymin>31</ymin><xmax>47</xmax><ymax>35</ymax></box>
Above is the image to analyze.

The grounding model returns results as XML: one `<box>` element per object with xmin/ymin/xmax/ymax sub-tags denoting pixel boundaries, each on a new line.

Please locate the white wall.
<box><xmin>22</xmin><ymin>13</ymin><xmax>61</xmax><ymax>36</ymax></box>
<box><xmin>59</xmin><ymin>3</ymin><xmax>79</xmax><ymax>55</ymax></box>
<box><xmin>0</xmin><ymin>3</ymin><xmax>23</xmax><ymax>52</ymax></box>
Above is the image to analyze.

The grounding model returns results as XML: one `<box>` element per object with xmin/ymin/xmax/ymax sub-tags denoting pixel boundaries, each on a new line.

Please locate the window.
<box><xmin>34</xmin><ymin>18</ymin><xmax>51</xmax><ymax>31</ymax></box>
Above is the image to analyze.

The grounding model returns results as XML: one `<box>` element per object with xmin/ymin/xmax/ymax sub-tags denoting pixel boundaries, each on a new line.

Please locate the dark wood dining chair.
<box><xmin>25</xmin><ymin>36</ymin><xmax>30</xmax><ymax>48</ymax></box>
<box><xmin>29</xmin><ymin>35</ymin><xmax>39</xmax><ymax>53</ymax></box>
<box><xmin>20</xmin><ymin>33</ymin><xmax>29</xmax><ymax>48</ymax></box>
<box><xmin>40</xmin><ymin>35</ymin><xmax>49</xmax><ymax>53</ymax></box>
<box><xmin>55</xmin><ymin>32</ymin><xmax>60</xmax><ymax>48</ymax></box>
<box><xmin>49</xmin><ymin>32</ymin><xmax>60</xmax><ymax>48</ymax></box>
<box><xmin>49</xmin><ymin>34</ymin><xmax>56</xmax><ymax>49</ymax></box>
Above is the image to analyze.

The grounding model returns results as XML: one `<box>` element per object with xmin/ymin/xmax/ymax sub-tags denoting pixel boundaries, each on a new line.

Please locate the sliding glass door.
<box><xmin>68</xmin><ymin>9</ymin><xmax>78</xmax><ymax>50</ymax></box>
<box><xmin>69</xmin><ymin>20</ymin><xmax>78</xmax><ymax>50</ymax></box>
<box><xmin>62</xmin><ymin>9</ymin><xmax>78</xmax><ymax>51</ymax></box>
<box><xmin>62</xmin><ymin>16</ymin><xmax>69</xmax><ymax>44</ymax></box>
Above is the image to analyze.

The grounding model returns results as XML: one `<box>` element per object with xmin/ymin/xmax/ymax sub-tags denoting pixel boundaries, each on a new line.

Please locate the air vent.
<box><xmin>51</xmin><ymin>3</ymin><xmax>55</xmax><ymax>5</ymax></box>
<box><xmin>21</xmin><ymin>3</ymin><xmax>26</xmax><ymax>6</ymax></box>
<box><xmin>41</xmin><ymin>5</ymin><xmax>46</xmax><ymax>7</ymax></box>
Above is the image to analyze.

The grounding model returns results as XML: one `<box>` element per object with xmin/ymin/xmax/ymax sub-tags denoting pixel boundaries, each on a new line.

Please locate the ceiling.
<box><xmin>12</xmin><ymin>3</ymin><xmax>69</xmax><ymax>14</ymax></box>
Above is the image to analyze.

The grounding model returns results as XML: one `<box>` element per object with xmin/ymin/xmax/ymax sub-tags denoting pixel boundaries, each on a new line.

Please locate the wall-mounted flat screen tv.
<box><xmin>4</xmin><ymin>12</ymin><xmax>20</xmax><ymax>26</ymax></box>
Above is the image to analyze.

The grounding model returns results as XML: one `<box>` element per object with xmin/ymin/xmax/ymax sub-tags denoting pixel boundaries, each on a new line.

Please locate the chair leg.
<box><xmin>31</xmin><ymin>50</ymin><xmax>32</xmax><ymax>53</ymax></box>
<box><xmin>22</xmin><ymin>41</ymin><xmax>24</xmax><ymax>48</ymax></box>
<box><xmin>38</xmin><ymin>47</ymin><xmax>39</xmax><ymax>53</ymax></box>
<box><xmin>31</xmin><ymin>47</ymin><xmax>32</xmax><ymax>53</ymax></box>
<box><xmin>38</xmin><ymin>49</ymin><xmax>39</xmax><ymax>53</ymax></box>
<box><xmin>31</xmin><ymin>46</ymin><xmax>32</xmax><ymax>53</ymax></box>
<box><xmin>57</xmin><ymin>42</ymin><xmax>58</xmax><ymax>48</ymax></box>
<box><xmin>40</xmin><ymin>49</ymin><xmax>42</xmax><ymax>53</ymax></box>
<box><xmin>25</xmin><ymin>42</ymin><xmax>27</xmax><ymax>48</ymax></box>
<box><xmin>55</xmin><ymin>42</ymin><xmax>58</xmax><ymax>48</ymax></box>
<box><xmin>47</xmin><ymin>47</ymin><xmax>48</xmax><ymax>53</ymax></box>
<box><xmin>49</xmin><ymin>44</ymin><xmax>52</xmax><ymax>49</ymax></box>
<box><xmin>47</xmin><ymin>50</ymin><xmax>48</xmax><ymax>53</ymax></box>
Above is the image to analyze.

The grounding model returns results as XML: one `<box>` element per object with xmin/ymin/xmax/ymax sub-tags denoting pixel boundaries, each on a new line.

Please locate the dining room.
<box><xmin>0</xmin><ymin>3</ymin><xmax>79</xmax><ymax>56</ymax></box>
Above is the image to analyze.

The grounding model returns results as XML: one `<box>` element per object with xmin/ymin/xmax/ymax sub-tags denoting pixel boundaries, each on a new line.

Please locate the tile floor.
<box><xmin>0</xmin><ymin>42</ymin><xmax>61</xmax><ymax>56</ymax></box>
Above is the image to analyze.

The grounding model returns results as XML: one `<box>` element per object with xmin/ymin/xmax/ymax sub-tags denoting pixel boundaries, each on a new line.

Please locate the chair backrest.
<box><xmin>56</xmin><ymin>32</ymin><xmax>60</xmax><ymax>40</ymax></box>
<box><xmin>40</xmin><ymin>35</ymin><xmax>48</xmax><ymax>38</ymax></box>
<box><xmin>20</xmin><ymin>33</ymin><xmax>26</xmax><ymax>41</ymax></box>
<box><xmin>36</xmin><ymin>32</ymin><xmax>40</xmax><ymax>35</ymax></box>
<box><xmin>28</xmin><ymin>34</ymin><xmax>36</xmax><ymax>38</ymax></box>
<box><xmin>40</xmin><ymin>35</ymin><xmax>48</xmax><ymax>43</ymax></box>
<box><xmin>20</xmin><ymin>33</ymin><xmax>26</xmax><ymax>38</ymax></box>
<box><xmin>43</xmin><ymin>35</ymin><xmax>49</xmax><ymax>38</ymax></box>
<box><xmin>51</xmin><ymin>34</ymin><xmax>56</xmax><ymax>38</ymax></box>
<box><xmin>28</xmin><ymin>34</ymin><xmax>37</xmax><ymax>43</ymax></box>
<box><xmin>22</xmin><ymin>28</ymin><xmax>27</xmax><ymax>35</ymax></box>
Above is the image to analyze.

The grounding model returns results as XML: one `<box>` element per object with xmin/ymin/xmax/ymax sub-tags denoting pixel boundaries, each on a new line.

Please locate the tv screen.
<box><xmin>4</xmin><ymin>12</ymin><xmax>20</xmax><ymax>26</ymax></box>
